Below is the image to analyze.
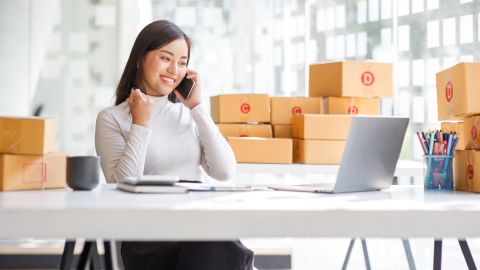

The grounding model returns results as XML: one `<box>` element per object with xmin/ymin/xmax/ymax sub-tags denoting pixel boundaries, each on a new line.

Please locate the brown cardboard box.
<box><xmin>436</xmin><ymin>62</ymin><xmax>480</xmax><ymax>120</ymax></box>
<box><xmin>273</xmin><ymin>125</ymin><xmax>292</xmax><ymax>138</ymax></box>
<box><xmin>0</xmin><ymin>153</ymin><xmax>67</xmax><ymax>191</ymax></box>
<box><xmin>0</xmin><ymin>117</ymin><xmax>56</xmax><ymax>155</ymax></box>
<box><xmin>442</xmin><ymin>116</ymin><xmax>480</xmax><ymax>150</ymax></box>
<box><xmin>217</xmin><ymin>124</ymin><xmax>273</xmax><ymax>138</ymax></box>
<box><xmin>227</xmin><ymin>137</ymin><xmax>292</xmax><ymax>164</ymax></box>
<box><xmin>292</xmin><ymin>114</ymin><xmax>352</xmax><ymax>140</ymax></box>
<box><xmin>454</xmin><ymin>150</ymin><xmax>480</xmax><ymax>192</ymax></box>
<box><xmin>270</xmin><ymin>97</ymin><xmax>322</xmax><ymax>124</ymax></box>
<box><xmin>323</xmin><ymin>97</ymin><xmax>380</xmax><ymax>115</ymax></box>
<box><xmin>293</xmin><ymin>139</ymin><xmax>346</xmax><ymax>164</ymax></box>
<box><xmin>309</xmin><ymin>61</ymin><xmax>392</xmax><ymax>98</ymax></box>
<box><xmin>210</xmin><ymin>94</ymin><xmax>270</xmax><ymax>123</ymax></box>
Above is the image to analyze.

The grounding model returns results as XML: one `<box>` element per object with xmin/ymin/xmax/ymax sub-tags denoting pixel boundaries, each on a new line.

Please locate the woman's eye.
<box><xmin>179</xmin><ymin>62</ymin><xmax>187</xmax><ymax>67</ymax></box>
<box><xmin>160</xmin><ymin>56</ymin><xmax>170</xmax><ymax>61</ymax></box>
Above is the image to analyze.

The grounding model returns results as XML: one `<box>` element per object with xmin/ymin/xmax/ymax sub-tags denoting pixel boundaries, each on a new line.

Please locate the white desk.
<box><xmin>0</xmin><ymin>185</ymin><xmax>479</xmax><ymax>240</ymax></box>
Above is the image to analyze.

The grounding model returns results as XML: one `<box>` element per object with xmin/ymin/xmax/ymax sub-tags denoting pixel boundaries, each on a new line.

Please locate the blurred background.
<box><xmin>0</xmin><ymin>0</ymin><xmax>478</xmax><ymax>160</ymax></box>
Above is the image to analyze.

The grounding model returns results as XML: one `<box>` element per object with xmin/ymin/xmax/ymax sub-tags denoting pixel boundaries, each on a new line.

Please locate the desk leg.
<box><xmin>341</xmin><ymin>238</ymin><xmax>356</xmax><ymax>270</ymax></box>
<box><xmin>361</xmin><ymin>239</ymin><xmax>371</xmax><ymax>270</ymax></box>
<box><xmin>103</xmin><ymin>240</ymin><xmax>114</xmax><ymax>270</ymax></box>
<box><xmin>88</xmin><ymin>241</ymin><xmax>102</xmax><ymax>270</ymax></box>
<box><xmin>77</xmin><ymin>241</ymin><xmax>92</xmax><ymax>270</ymax></box>
<box><xmin>60</xmin><ymin>240</ymin><xmax>76</xmax><ymax>270</ymax></box>
<box><xmin>458</xmin><ymin>239</ymin><xmax>477</xmax><ymax>270</ymax></box>
<box><xmin>433</xmin><ymin>240</ymin><xmax>442</xmax><ymax>270</ymax></box>
<box><xmin>402</xmin><ymin>239</ymin><xmax>416</xmax><ymax>270</ymax></box>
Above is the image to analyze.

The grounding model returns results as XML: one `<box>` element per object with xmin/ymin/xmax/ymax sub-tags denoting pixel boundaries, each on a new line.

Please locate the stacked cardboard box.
<box><xmin>437</xmin><ymin>63</ymin><xmax>480</xmax><ymax>192</ymax></box>
<box><xmin>291</xmin><ymin>61</ymin><xmax>392</xmax><ymax>164</ymax></box>
<box><xmin>0</xmin><ymin>117</ymin><xmax>67</xmax><ymax>191</ymax></box>
<box><xmin>211</xmin><ymin>94</ymin><xmax>292</xmax><ymax>164</ymax></box>
<box><xmin>270</xmin><ymin>97</ymin><xmax>322</xmax><ymax>138</ymax></box>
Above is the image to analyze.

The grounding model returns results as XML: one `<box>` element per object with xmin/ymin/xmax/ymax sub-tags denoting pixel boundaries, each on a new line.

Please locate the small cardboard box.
<box><xmin>293</xmin><ymin>139</ymin><xmax>346</xmax><ymax>164</ymax></box>
<box><xmin>227</xmin><ymin>137</ymin><xmax>292</xmax><ymax>164</ymax></box>
<box><xmin>210</xmin><ymin>94</ymin><xmax>270</xmax><ymax>123</ymax></box>
<box><xmin>454</xmin><ymin>150</ymin><xmax>480</xmax><ymax>192</ymax></box>
<box><xmin>442</xmin><ymin>116</ymin><xmax>480</xmax><ymax>150</ymax></box>
<box><xmin>217</xmin><ymin>124</ymin><xmax>273</xmax><ymax>138</ymax></box>
<box><xmin>292</xmin><ymin>114</ymin><xmax>352</xmax><ymax>140</ymax></box>
<box><xmin>323</xmin><ymin>97</ymin><xmax>380</xmax><ymax>115</ymax></box>
<box><xmin>0</xmin><ymin>117</ymin><xmax>56</xmax><ymax>155</ymax></box>
<box><xmin>0</xmin><ymin>153</ymin><xmax>67</xmax><ymax>191</ymax></box>
<box><xmin>309</xmin><ymin>61</ymin><xmax>393</xmax><ymax>98</ymax></box>
<box><xmin>273</xmin><ymin>125</ymin><xmax>292</xmax><ymax>138</ymax></box>
<box><xmin>436</xmin><ymin>62</ymin><xmax>480</xmax><ymax>120</ymax></box>
<box><xmin>270</xmin><ymin>97</ymin><xmax>322</xmax><ymax>124</ymax></box>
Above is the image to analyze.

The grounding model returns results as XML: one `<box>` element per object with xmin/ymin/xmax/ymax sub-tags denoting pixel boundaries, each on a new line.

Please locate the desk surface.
<box><xmin>1</xmin><ymin>185</ymin><xmax>479</xmax><ymax>240</ymax></box>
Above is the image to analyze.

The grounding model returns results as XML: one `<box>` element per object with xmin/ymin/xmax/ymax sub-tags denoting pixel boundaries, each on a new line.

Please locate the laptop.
<box><xmin>270</xmin><ymin>116</ymin><xmax>409</xmax><ymax>193</ymax></box>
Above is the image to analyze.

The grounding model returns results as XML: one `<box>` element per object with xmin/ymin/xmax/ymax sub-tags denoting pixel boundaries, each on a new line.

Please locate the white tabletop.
<box><xmin>0</xmin><ymin>184</ymin><xmax>479</xmax><ymax>240</ymax></box>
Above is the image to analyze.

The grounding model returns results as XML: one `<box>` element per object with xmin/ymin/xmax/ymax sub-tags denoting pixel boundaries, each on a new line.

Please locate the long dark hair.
<box><xmin>115</xmin><ymin>20</ymin><xmax>192</xmax><ymax>105</ymax></box>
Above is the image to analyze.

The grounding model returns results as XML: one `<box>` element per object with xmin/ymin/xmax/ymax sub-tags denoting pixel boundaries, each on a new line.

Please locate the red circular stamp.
<box><xmin>240</xmin><ymin>103</ymin><xmax>251</xmax><ymax>114</ymax></box>
<box><xmin>468</xmin><ymin>164</ymin><xmax>474</xmax><ymax>179</ymax></box>
<box><xmin>472</xmin><ymin>127</ymin><xmax>477</xmax><ymax>140</ymax></box>
<box><xmin>348</xmin><ymin>106</ymin><xmax>358</xmax><ymax>115</ymax></box>
<box><xmin>445</xmin><ymin>81</ymin><xmax>453</xmax><ymax>102</ymax></box>
<box><xmin>291</xmin><ymin>106</ymin><xmax>302</xmax><ymax>114</ymax></box>
<box><xmin>361</xmin><ymin>71</ymin><xmax>375</xmax><ymax>86</ymax></box>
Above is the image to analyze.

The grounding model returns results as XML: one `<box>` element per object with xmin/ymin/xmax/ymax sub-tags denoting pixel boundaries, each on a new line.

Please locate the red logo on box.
<box><xmin>240</xmin><ymin>103</ymin><xmax>251</xmax><ymax>114</ymax></box>
<box><xmin>468</xmin><ymin>164</ymin><xmax>474</xmax><ymax>179</ymax></box>
<box><xmin>291</xmin><ymin>106</ymin><xmax>302</xmax><ymax>114</ymax></box>
<box><xmin>348</xmin><ymin>106</ymin><xmax>358</xmax><ymax>115</ymax></box>
<box><xmin>472</xmin><ymin>127</ymin><xmax>477</xmax><ymax>140</ymax></box>
<box><xmin>361</xmin><ymin>71</ymin><xmax>375</xmax><ymax>86</ymax></box>
<box><xmin>445</xmin><ymin>81</ymin><xmax>453</xmax><ymax>102</ymax></box>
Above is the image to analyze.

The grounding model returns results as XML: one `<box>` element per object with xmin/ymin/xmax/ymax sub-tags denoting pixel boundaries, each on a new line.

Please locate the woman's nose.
<box><xmin>167</xmin><ymin>62</ymin><xmax>178</xmax><ymax>75</ymax></box>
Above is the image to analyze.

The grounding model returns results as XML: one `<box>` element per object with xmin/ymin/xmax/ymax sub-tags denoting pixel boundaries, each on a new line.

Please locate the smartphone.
<box><xmin>176</xmin><ymin>76</ymin><xmax>196</xmax><ymax>100</ymax></box>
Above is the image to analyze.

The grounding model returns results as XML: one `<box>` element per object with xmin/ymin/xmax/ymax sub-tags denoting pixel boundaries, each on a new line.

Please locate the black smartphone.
<box><xmin>176</xmin><ymin>76</ymin><xmax>195</xmax><ymax>100</ymax></box>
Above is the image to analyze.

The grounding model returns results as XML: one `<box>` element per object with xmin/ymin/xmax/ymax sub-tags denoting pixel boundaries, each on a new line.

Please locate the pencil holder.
<box><xmin>423</xmin><ymin>155</ymin><xmax>453</xmax><ymax>191</ymax></box>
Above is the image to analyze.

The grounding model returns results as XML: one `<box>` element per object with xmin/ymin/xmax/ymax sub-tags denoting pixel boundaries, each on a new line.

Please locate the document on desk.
<box><xmin>176</xmin><ymin>182</ymin><xmax>268</xmax><ymax>192</ymax></box>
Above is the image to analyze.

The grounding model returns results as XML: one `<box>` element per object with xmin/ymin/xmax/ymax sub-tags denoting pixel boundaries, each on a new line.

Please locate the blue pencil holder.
<box><xmin>423</xmin><ymin>155</ymin><xmax>454</xmax><ymax>191</ymax></box>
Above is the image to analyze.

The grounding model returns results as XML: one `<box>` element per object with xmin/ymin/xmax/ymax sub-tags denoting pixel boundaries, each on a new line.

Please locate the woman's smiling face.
<box><xmin>140</xmin><ymin>38</ymin><xmax>189</xmax><ymax>96</ymax></box>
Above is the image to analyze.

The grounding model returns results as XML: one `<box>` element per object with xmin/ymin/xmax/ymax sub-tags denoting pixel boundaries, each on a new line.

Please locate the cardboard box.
<box><xmin>0</xmin><ymin>153</ymin><xmax>67</xmax><ymax>191</ymax></box>
<box><xmin>293</xmin><ymin>139</ymin><xmax>346</xmax><ymax>164</ymax></box>
<box><xmin>227</xmin><ymin>137</ymin><xmax>292</xmax><ymax>164</ymax></box>
<box><xmin>292</xmin><ymin>114</ymin><xmax>352</xmax><ymax>140</ymax></box>
<box><xmin>454</xmin><ymin>150</ymin><xmax>480</xmax><ymax>192</ymax></box>
<box><xmin>0</xmin><ymin>117</ymin><xmax>56</xmax><ymax>155</ymax></box>
<box><xmin>210</xmin><ymin>94</ymin><xmax>270</xmax><ymax>123</ymax></box>
<box><xmin>323</xmin><ymin>97</ymin><xmax>380</xmax><ymax>115</ymax></box>
<box><xmin>309</xmin><ymin>61</ymin><xmax>393</xmax><ymax>98</ymax></box>
<box><xmin>270</xmin><ymin>97</ymin><xmax>322</xmax><ymax>124</ymax></box>
<box><xmin>442</xmin><ymin>116</ymin><xmax>480</xmax><ymax>150</ymax></box>
<box><xmin>273</xmin><ymin>125</ymin><xmax>292</xmax><ymax>138</ymax></box>
<box><xmin>436</xmin><ymin>62</ymin><xmax>480</xmax><ymax>120</ymax></box>
<box><xmin>217</xmin><ymin>124</ymin><xmax>272</xmax><ymax>138</ymax></box>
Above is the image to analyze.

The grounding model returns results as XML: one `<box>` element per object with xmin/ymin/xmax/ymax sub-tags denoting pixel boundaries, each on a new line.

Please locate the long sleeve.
<box><xmin>95</xmin><ymin>109</ymin><xmax>152</xmax><ymax>183</ymax></box>
<box><xmin>190</xmin><ymin>104</ymin><xmax>236</xmax><ymax>181</ymax></box>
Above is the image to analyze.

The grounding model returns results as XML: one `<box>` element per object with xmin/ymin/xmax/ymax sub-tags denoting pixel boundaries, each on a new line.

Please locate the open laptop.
<box><xmin>270</xmin><ymin>116</ymin><xmax>409</xmax><ymax>193</ymax></box>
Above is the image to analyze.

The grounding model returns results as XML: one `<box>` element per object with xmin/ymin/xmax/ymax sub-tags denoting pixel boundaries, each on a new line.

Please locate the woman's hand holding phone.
<box><xmin>128</xmin><ymin>88</ymin><xmax>154</xmax><ymax>127</ymax></box>
<box><xmin>174</xmin><ymin>69</ymin><xmax>201</xmax><ymax>110</ymax></box>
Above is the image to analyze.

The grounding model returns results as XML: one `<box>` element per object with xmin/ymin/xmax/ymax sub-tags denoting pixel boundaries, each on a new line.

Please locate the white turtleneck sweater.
<box><xmin>95</xmin><ymin>95</ymin><xmax>236</xmax><ymax>183</ymax></box>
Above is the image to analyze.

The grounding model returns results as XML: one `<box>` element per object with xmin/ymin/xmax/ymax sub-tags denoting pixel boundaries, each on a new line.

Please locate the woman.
<box><xmin>95</xmin><ymin>20</ymin><xmax>254</xmax><ymax>270</ymax></box>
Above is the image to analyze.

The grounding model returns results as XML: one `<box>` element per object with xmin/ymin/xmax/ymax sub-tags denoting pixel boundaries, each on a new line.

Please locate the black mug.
<box><xmin>66</xmin><ymin>156</ymin><xmax>100</xmax><ymax>190</ymax></box>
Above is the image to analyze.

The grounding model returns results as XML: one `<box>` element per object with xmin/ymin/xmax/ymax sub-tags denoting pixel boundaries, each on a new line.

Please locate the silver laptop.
<box><xmin>270</xmin><ymin>116</ymin><xmax>409</xmax><ymax>193</ymax></box>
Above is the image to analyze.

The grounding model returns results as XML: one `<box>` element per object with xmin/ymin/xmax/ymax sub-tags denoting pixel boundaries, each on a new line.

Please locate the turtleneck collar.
<box><xmin>149</xmin><ymin>95</ymin><xmax>170</xmax><ymax>108</ymax></box>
